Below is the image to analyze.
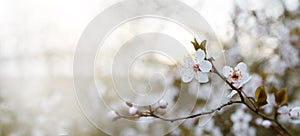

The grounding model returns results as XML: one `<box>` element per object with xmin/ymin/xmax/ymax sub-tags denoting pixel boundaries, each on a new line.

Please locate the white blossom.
<box><xmin>287</xmin><ymin>106</ymin><xmax>300</xmax><ymax>124</ymax></box>
<box><xmin>181</xmin><ymin>49</ymin><xmax>212</xmax><ymax>83</ymax></box>
<box><xmin>223</xmin><ymin>62</ymin><xmax>251</xmax><ymax>89</ymax></box>
<box><xmin>289</xmin><ymin>107</ymin><xmax>300</xmax><ymax>119</ymax></box>
<box><xmin>223</xmin><ymin>62</ymin><xmax>251</xmax><ymax>99</ymax></box>
<box><xmin>276</xmin><ymin>106</ymin><xmax>300</xmax><ymax>123</ymax></box>
<box><xmin>231</xmin><ymin>109</ymin><xmax>253</xmax><ymax>135</ymax></box>
<box><xmin>194</xmin><ymin>119</ymin><xmax>222</xmax><ymax>136</ymax></box>
<box><xmin>283</xmin><ymin>0</ymin><xmax>299</xmax><ymax>12</ymax></box>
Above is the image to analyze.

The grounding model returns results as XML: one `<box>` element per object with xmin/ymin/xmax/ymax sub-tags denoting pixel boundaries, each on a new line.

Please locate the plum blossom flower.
<box><xmin>289</xmin><ymin>107</ymin><xmax>300</xmax><ymax>119</ymax></box>
<box><xmin>223</xmin><ymin>62</ymin><xmax>251</xmax><ymax>88</ymax></box>
<box><xmin>223</xmin><ymin>62</ymin><xmax>252</xmax><ymax>99</ymax></box>
<box><xmin>194</xmin><ymin>119</ymin><xmax>222</xmax><ymax>136</ymax></box>
<box><xmin>285</xmin><ymin>106</ymin><xmax>300</xmax><ymax>124</ymax></box>
<box><xmin>181</xmin><ymin>49</ymin><xmax>212</xmax><ymax>83</ymax></box>
<box><xmin>231</xmin><ymin>109</ymin><xmax>255</xmax><ymax>136</ymax></box>
<box><xmin>275</xmin><ymin>106</ymin><xmax>300</xmax><ymax>123</ymax></box>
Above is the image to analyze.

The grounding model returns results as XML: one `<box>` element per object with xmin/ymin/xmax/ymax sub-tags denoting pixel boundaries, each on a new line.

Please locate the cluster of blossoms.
<box><xmin>181</xmin><ymin>39</ymin><xmax>251</xmax><ymax>99</ymax></box>
<box><xmin>108</xmin><ymin>38</ymin><xmax>299</xmax><ymax>136</ymax></box>
<box><xmin>179</xmin><ymin>39</ymin><xmax>300</xmax><ymax>135</ymax></box>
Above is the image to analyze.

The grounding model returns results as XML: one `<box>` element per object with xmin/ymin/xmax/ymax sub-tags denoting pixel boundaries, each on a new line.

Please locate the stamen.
<box><xmin>193</xmin><ymin>64</ymin><xmax>200</xmax><ymax>72</ymax></box>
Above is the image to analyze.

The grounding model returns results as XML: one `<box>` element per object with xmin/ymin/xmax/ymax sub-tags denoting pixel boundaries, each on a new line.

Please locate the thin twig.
<box><xmin>140</xmin><ymin>100</ymin><xmax>242</xmax><ymax>122</ymax></box>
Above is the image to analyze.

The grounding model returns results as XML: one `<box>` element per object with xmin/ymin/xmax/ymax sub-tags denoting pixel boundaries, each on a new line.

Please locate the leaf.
<box><xmin>255</xmin><ymin>85</ymin><xmax>268</xmax><ymax>107</ymax></box>
<box><xmin>191</xmin><ymin>38</ymin><xmax>206</xmax><ymax>51</ymax></box>
<box><xmin>199</xmin><ymin>40</ymin><xmax>207</xmax><ymax>51</ymax></box>
<box><xmin>191</xmin><ymin>38</ymin><xmax>200</xmax><ymax>51</ymax></box>
<box><xmin>275</xmin><ymin>88</ymin><xmax>288</xmax><ymax>106</ymax></box>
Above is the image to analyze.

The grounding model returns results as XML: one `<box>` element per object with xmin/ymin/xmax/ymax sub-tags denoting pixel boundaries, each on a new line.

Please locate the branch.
<box><xmin>146</xmin><ymin>100</ymin><xmax>242</xmax><ymax>122</ymax></box>
<box><xmin>114</xmin><ymin>58</ymin><xmax>292</xmax><ymax>136</ymax></box>
<box><xmin>210</xmin><ymin>61</ymin><xmax>292</xmax><ymax>136</ymax></box>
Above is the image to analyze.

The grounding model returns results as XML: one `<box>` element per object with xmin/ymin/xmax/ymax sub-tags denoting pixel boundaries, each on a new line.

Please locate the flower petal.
<box><xmin>290</xmin><ymin>107</ymin><xmax>300</xmax><ymax>119</ymax></box>
<box><xmin>226</xmin><ymin>90</ymin><xmax>238</xmax><ymax>99</ymax></box>
<box><xmin>242</xmin><ymin>73</ymin><xmax>250</xmax><ymax>82</ymax></box>
<box><xmin>195</xmin><ymin>49</ymin><xmax>205</xmax><ymax>63</ymax></box>
<box><xmin>181</xmin><ymin>67</ymin><xmax>194</xmax><ymax>83</ymax></box>
<box><xmin>196</xmin><ymin>72</ymin><xmax>209</xmax><ymax>83</ymax></box>
<box><xmin>238</xmin><ymin>75</ymin><xmax>252</xmax><ymax>88</ymax></box>
<box><xmin>278</xmin><ymin>106</ymin><xmax>289</xmax><ymax>114</ymax></box>
<box><xmin>183</xmin><ymin>56</ymin><xmax>194</xmax><ymax>68</ymax></box>
<box><xmin>222</xmin><ymin>66</ymin><xmax>232</xmax><ymax>77</ymax></box>
<box><xmin>181</xmin><ymin>56</ymin><xmax>195</xmax><ymax>83</ymax></box>
<box><xmin>199</xmin><ymin>60</ymin><xmax>212</xmax><ymax>72</ymax></box>
<box><xmin>236</xmin><ymin>62</ymin><xmax>247</xmax><ymax>72</ymax></box>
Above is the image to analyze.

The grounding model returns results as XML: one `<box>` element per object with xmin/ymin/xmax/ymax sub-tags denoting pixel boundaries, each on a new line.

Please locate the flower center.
<box><xmin>231</xmin><ymin>70</ymin><xmax>241</xmax><ymax>81</ymax></box>
<box><xmin>239</xmin><ymin>117</ymin><xmax>244</xmax><ymax>123</ymax></box>
<box><xmin>193</xmin><ymin>64</ymin><xmax>200</xmax><ymax>72</ymax></box>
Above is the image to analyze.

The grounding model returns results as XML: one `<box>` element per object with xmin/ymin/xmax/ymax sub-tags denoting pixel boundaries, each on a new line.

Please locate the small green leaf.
<box><xmin>191</xmin><ymin>38</ymin><xmax>200</xmax><ymax>51</ymax></box>
<box><xmin>199</xmin><ymin>40</ymin><xmax>207</xmax><ymax>51</ymax></box>
<box><xmin>191</xmin><ymin>38</ymin><xmax>206</xmax><ymax>51</ymax></box>
<box><xmin>255</xmin><ymin>85</ymin><xmax>268</xmax><ymax>107</ymax></box>
<box><xmin>275</xmin><ymin>88</ymin><xmax>288</xmax><ymax>106</ymax></box>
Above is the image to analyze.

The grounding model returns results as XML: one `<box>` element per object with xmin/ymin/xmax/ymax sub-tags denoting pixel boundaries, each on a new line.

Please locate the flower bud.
<box><xmin>107</xmin><ymin>110</ymin><xmax>119</xmax><ymax>121</ymax></box>
<box><xmin>261</xmin><ymin>120</ymin><xmax>272</xmax><ymax>128</ymax></box>
<box><xmin>255</xmin><ymin>118</ymin><xmax>263</xmax><ymax>125</ymax></box>
<box><xmin>125</xmin><ymin>101</ymin><xmax>133</xmax><ymax>107</ymax></box>
<box><xmin>158</xmin><ymin>99</ymin><xmax>168</xmax><ymax>109</ymax></box>
<box><xmin>129</xmin><ymin>107</ymin><xmax>138</xmax><ymax>115</ymax></box>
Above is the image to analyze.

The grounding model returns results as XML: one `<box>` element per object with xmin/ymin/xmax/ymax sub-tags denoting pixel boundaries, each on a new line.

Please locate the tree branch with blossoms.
<box><xmin>107</xmin><ymin>39</ymin><xmax>300</xmax><ymax>136</ymax></box>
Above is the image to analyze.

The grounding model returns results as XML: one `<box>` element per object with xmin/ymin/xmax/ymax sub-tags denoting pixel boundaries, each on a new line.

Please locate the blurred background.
<box><xmin>0</xmin><ymin>0</ymin><xmax>300</xmax><ymax>135</ymax></box>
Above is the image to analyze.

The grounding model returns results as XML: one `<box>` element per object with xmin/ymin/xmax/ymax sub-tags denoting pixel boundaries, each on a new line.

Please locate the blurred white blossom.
<box><xmin>283</xmin><ymin>0</ymin><xmax>299</xmax><ymax>12</ymax></box>
<box><xmin>194</xmin><ymin>119</ymin><xmax>222</xmax><ymax>136</ymax></box>
<box><xmin>230</xmin><ymin>109</ymin><xmax>254</xmax><ymax>135</ymax></box>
